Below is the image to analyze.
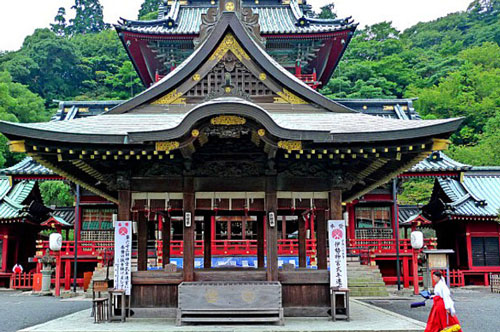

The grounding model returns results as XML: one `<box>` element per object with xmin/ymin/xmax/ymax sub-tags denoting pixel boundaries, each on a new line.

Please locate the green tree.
<box><xmin>138</xmin><ymin>0</ymin><xmax>162</xmax><ymax>20</ymax></box>
<box><xmin>68</xmin><ymin>0</ymin><xmax>109</xmax><ymax>35</ymax></box>
<box><xmin>398</xmin><ymin>178</ymin><xmax>435</xmax><ymax>205</ymax></box>
<box><xmin>50</xmin><ymin>7</ymin><xmax>68</xmax><ymax>36</ymax></box>
<box><xmin>39</xmin><ymin>181</ymin><xmax>74</xmax><ymax>207</ymax></box>
<box><xmin>318</xmin><ymin>4</ymin><xmax>336</xmax><ymax>19</ymax></box>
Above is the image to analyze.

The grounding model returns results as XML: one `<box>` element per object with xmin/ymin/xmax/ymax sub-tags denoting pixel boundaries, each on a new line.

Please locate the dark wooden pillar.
<box><xmin>118</xmin><ymin>190</ymin><xmax>131</xmax><ymax>221</ymax></box>
<box><xmin>329</xmin><ymin>189</ymin><xmax>343</xmax><ymax>220</ymax></box>
<box><xmin>137</xmin><ymin>211</ymin><xmax>148</xmax><ymax>271</ymax></box>
<box><xmin>281</xmin><ymin>216</ymin><xmax>287</xmax><ymax>239</ymax></box>
<box><xmin>298</xmin><ymin>214</ymin><xmax>307</xmax><ymax>268</ymax></box>
<box><xmin>162</xmin><ymin>215</ymin><xmax>171</xmax><ymax>266</ymax></box>
<box><xmin>204</xmin><ymin>214</ymin><xmax>212</xmax><ymax>269</ymax></box>
<box><xmin>242</xmin><ymin>216</ymin><xmax>247</xmax><ymax>240</ymax></box>
<box><xmin>266</xmin><ymin>177</ymin><xmax>278</xmax><ymax>281</ymax></box>
<box><xmin>257</xmin><ymin>215</ymin><xmax>265</xmax><ymax>268</ymax></box>
<box><xmin>316</xmin><ymin>209</ymin><xmax>328</xmax><ymax>270</ymax></box>
<box><xmin>183</xmin><ymin>177</ymin><xmax>195</xmax><ymax>281</ymax></box>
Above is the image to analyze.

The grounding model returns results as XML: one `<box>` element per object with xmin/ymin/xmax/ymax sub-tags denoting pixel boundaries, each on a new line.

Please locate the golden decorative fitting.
<box><xmin>257</xmin><ymin>129</ymin><xmax>266</xmax><ymax>137</ymax></box>
<box><xmin>209</xmin><ymin>33</ymin><xmax>250</xmax><ymax>62</ymax></box>
<box><xmin>210</xmin><ymin>115</ymin><xmax>246</xmax><ymax>125</ymax></box>
<box><xmin>383</xmin><ymin>105</ymin><xmax>395</xmax><ymax>111</ymax></box>
<box><xmin>432</xmin><ymin>138</ymin><xmax>451</xmax><ymax>151</ymax></box>
<box><xmin>363</xmin><ymin>105</ymin><xmax>368</xmax><ymax>110</ymax></box>
<box><xmin>274</xmin><ymin>88</ymin><xmax>308</xmax><ymax>104</ymax></box>
<box><xmin>156</xmin><ymin>141</ymin><xmax>180</xmax><ymax>152</ymax></box>
<box><xmin>225</xmin><ymin>86</ymin><xmax>232</xmax><ymax>93</ymax></box>
<box><xmin>277</xmin><ymin>140</ymin><xmax>302</xmax><ymax>151</ymax></box>
<box><xmin>192</xmin><ymin>129</ymin><xmax>200</xmax><ymax>137</ymax></box>
<box><xmin>259</xmin><ymin>73</ymin><xmax>267</xmax><ymax>81</ymax></box>
<box><xmin>192</xmin><ymin>73</ymin><xmax>201</xmax><ymax>81</ymax></box>
<box><xmin>8</xmin><ymin>140</ymin><xmax>26</xmax><ymax>153</ymax></box>
<box><xmin>151</xmin><ymin>89</ymin><xmax>186</xmax><ymax>105</ymax></box>
<box><xmin>225</xmin><ymin>1</ymin><xmax>235</xmax><ymax>11</ymax></box>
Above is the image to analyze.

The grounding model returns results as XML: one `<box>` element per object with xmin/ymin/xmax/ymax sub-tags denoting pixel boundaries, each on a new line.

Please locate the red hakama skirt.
<box><xmin>425</xmin><ymin>296</ymin><xmax>463</xmax><ymax>332</ymax></box>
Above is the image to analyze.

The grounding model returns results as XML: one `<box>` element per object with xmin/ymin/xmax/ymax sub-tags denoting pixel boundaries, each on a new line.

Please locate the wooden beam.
<box><xmin>162</xmin><ymin>215</ymin><xmax>171</xmax><ymax>267</ymax></box>
<box><xmin>329</xmin><ymin>190</ymin><xmax>343</xmax><ymax>220</ymax></box>
<box><xmin>298</xmin><ymin>214</ymin><xmax>307</xmax><ymax>268</ymax></box>
<box><xmin>137</xmin><ymin>211</ymin><xmax>148</xmax><ymax>271</ymax></box>
<box><xmin>266</xmin><ymin>177</ymin><xmax>278</xmax><ymax>281</ymax></box>
<box><xmin>316</xmin><ymin>209</ymin><xmax>327</xmax><ymax>270</ymax></box>
<box><xmin>204</xmin><ymin>214</ymin><xmax>212</xmax><ymax>269</ymax></box>
<box><xmin>118</xmin><ymin>190</ymin><xmax>131</xmax><ymax>221</ymax></box>
<box><xmin>183</xmin><ymin>177</ymin><xmax>195</xmax><ymax>281</ymax></box>
<box><xmin>257</xmin><ymin>214</ymin><xmax>265</xmax><ymax>268</ymax></box>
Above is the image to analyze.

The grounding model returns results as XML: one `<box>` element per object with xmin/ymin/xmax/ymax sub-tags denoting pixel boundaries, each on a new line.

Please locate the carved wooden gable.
<box><xmin>150</xmin><ymin>33</ymin><xmax>308</xmax><ymax>106</ymax></box>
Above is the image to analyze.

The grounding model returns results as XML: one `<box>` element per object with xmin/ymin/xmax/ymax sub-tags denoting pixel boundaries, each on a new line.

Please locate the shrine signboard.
<box><xmin>328</xmin><ymin>220</ymin><xmax>348</xmax><ymax>289</ymax></box>
<box><xmin>114</xmin><ymin>221</ymin><xmax>132</xmax><ymax>295</ymax></box>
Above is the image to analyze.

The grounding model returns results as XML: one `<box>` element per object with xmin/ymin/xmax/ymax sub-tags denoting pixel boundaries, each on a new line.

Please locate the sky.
<box><xmin>0</xmin><ymin>0</ymin><xmax>473</xmax><ymax>52</ymax></box>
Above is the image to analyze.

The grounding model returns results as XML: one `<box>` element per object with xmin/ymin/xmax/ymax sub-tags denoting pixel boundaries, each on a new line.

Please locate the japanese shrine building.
<box><xmin>0</xmin><ymin>0</ymin><xmax>462</xmax><ymax>313</ymax></box>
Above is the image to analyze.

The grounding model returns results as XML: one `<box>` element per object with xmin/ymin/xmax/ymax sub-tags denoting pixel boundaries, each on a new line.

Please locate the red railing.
<box><xmin>39</xmin><ymin>239</ymin><xmax>318</xmax><ymax>258</ymax></box>
<box><xmin>39</xmin><ymin>238</ymin><xmax>436</xmax><ymax>259</ymax></box>
<box><xmin>348</xmin><ymin>238</ymin><xmax>437</xmax><ymax>254</ymax></box>
<box><xmin>295</xmin><ymin>72</ymin><xmax>320</xmax><ymax>89</ymax></box>
<box><xmin>446</xmin><ymin>270</ymin><xmax>465</xmax><ymax>287</ymax></box>
<box><xmin>10</xmin><ymin>272</ymin><xmax>33</xmax><ymax>290</ymax></box>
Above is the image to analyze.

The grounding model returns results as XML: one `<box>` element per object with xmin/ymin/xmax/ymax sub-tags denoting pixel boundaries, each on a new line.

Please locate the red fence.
<box><xmin>348</xmin><ymin>238</ymin><xmax>437</xmax><ymax>254</ymax></box>
<box><xmin>10</xmin><ymin>272</ymin><xmax>34</xmax><ymax>290</ymax></box>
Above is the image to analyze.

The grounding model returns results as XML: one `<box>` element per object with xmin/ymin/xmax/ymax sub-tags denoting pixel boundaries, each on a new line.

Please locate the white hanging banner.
<box><xmin>328</xmin><ymin>220</ymin><xmax>348</xmax><ymax>289</ymax></box>
<box><xmin>114</xmin><ymin>221</ymin><xmax>132</xmax><ymax>295</ymax></box>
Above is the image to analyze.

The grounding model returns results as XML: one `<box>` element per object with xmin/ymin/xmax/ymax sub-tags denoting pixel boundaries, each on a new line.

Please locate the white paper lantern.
<box><xmin>49</xmin><ymin>233</ymin><xmax>63</xmax><ymax>251</ymax></box>
<box><xmin>411</xmin><ymin>231</ymin><xmax>424</xmax><ymax>249</ymax></box>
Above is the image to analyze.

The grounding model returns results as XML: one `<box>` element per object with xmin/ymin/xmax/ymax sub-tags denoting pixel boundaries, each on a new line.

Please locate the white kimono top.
<box><xmin>434</xmin><ymin>278</ymin><xmax>456</xmax><ymax>315</ymax></box>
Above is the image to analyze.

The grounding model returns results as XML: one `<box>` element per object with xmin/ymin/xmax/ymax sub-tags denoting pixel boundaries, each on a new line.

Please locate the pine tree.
<box><xmin>50</xmin><ymin>7</ymin><xmax>67</xmax><ymax>36</ymax></box>
<box><xmin>68</xmin><ymin>0</ymin><xmax>109</xmax><ymax>35</ymax></box>
<box><xmin>138</xmin><ymin>0</ymin><xmax>163</xmax><ymax>20</ymax></box>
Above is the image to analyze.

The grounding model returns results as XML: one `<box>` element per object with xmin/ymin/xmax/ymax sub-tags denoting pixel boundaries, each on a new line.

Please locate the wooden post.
<box><xmin>242</xmin><ymin>215</ymin><xmax>247</xmax><ymax>240</ymax></box>
<box><xmin>64</xmin><ymin>259</ymin><xmax>71</xmax><ymax>291</ymax></box>
<box><xmin>183</xmin><ymin>177</ymin><xmax>195</xmax><ymax>281</ymax></box>
<box><xmin>316</xmin><ymin>209</ymin><xmax>327</xmax><ymax>270</ymax></box>
<box><xmin>227</xmin><ymin>220</ymin><xmax>232</xmax><ymax>240</ymax></box>
<box><xmin>329</xmin><ymin>190</ymin><xmax>343</xmax><ymax>220</ymax></box>
<box><xmin>257</xmin><ymin>215</ymin><xmax>265</xmax><ymax>268</ymax></box>
<box><xmin>298</xmin><ymin>214</ymin><xmax>307</xmax><ymax>268</ymax></box>
<box><xmin>281</xmin><ymin>216</ymin><xmax>286</xmax><ymax>239</ymax></box>
<box><xmin>162</xmin><ymin>215</ymin><xmax>171</xmax><ymax>267</ymax></box>
<box><xmin>55</xmin><ymin>251</ymin><xmax>61</xmax><ymax>297</ymax></box>
<box><xmin>137</xmin><ymin>211</ymin><xmax>148</xmax><ymax>271</ymax></box>
<box><xmin>1</xmin><ymin>235</ymin><xmax>8</xmax><ymax>272</ymax></box>
<box><xmin>118</xmin><ymin>190</ymin><xmax>131</xmax><ymax>221</ymax></box>
<box><xmin>204</xmin><ymin>214</ymin><xmax>212</xmax><ymax>269</ymax></box>
<box><xmin>266</xmin><ymin>177</ymin><xmax>278</xmax><ymax>281</ymax></box>
<box><xmin>403</xmin><ymin>256</ymin><xmax>410</xmax><ymax>289</ymax></box>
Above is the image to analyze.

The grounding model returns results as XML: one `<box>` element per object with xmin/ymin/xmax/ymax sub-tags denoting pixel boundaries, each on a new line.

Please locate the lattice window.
<box><xmin>81</xmin><ymin>208</ymin><xmax>116</xmax><ymax>231</ymax></box>
<box><xmin>185</xmin><ymin>57</ymin><xmax>273</xmax><ymax>98</ymax></box>
<box><xmin>355</xmin><ymin>228</ymin><xmax>394</xmax><ymax>240</ymax></box>
<box><xmin>355</xmin><ymin>206</ymin><xmax>392</xmax><ymax>229</ymax></box>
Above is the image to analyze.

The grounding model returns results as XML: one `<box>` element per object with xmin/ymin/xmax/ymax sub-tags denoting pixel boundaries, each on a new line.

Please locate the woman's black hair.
<box><xmin>433</xmin><ymin>270</ymin><xmax>443</xmax><ymax>278</ymax></box>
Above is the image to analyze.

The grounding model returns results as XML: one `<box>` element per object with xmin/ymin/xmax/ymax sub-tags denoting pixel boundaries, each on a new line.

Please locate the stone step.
<box><xmin>347</xmin><ymin>262</ymin><xmax>389</xmax><ymax>297</ymax></box>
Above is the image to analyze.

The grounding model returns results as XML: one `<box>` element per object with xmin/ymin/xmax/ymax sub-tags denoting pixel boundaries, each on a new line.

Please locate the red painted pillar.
<box><xmin>465</xmin><ymin>224</ymin><xmax>473</xmax><ymax>269</ymax></box>
<box><xmin>347</xmin><ymin>203</ymin><xmax>356</xmax><ymax>240</ymax></box>
<box><xmin>55</xmin><ymin>251</ymin><xmax>61</xmax><ymax>296</ymax></box>
<box><xmin>1</xmin><ymin>235</ymin><xmax>8</xmax><ymax>272</ymax></box>
<box><xmin>412</xmin><ymin>249</ymin><xmax>419</xmax><ymax>295</ymax></box>
<box><xmin>310</xmin><ymin>212</ymin><xmax>315</xmax><ymax>240</ymax></box>
<box><xmin>403</xmin><ymin>256</ymin><xmax>410</xmax><ymax>289</ymax></box>
<box><xmin>64</xmin><ymin>259</ymin><xmax>71</xmax><ymax>291</ymax></box>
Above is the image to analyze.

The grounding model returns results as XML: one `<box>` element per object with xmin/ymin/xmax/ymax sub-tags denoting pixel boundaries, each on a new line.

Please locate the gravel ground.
<box><xmin>363</xmin><ymin>286</ymin><xmax>500</xmax><ymax>331</ymax></box>
<box><xmin>0</xmin><ymin>290</ymin><xmax>90</xmax><ymax>332</ymax></box>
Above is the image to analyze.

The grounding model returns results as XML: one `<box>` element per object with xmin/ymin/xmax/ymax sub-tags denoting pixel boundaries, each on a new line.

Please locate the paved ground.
<box><xmin>19</xmin><ymin>300</ymin><xmax>426</xmax><ymax>332</ymax></box>
<box><xmin>362</xmin><ymin>286</ymin><xmax>500</xmax><ymax>331</ymax></box>
<box><xmin>0</xmin><ymin>290</ymin><xmax>90</xmax><ymax>332</ymax></box>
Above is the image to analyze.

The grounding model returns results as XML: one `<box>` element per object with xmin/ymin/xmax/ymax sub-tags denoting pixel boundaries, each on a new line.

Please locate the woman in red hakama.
<box><xmin>425</xmin><ymin>271</ymin><xmax>463</xmax><ymax>332</ymax></box>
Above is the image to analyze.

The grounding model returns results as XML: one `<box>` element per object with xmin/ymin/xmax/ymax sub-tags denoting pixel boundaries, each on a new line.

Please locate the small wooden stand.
<box><xmin>108</xmin><ymin>289</ymin><xmax>129</xmax><ymax>322</ymax></box>
<box><xmin>331</xmin><ymin>288</ymin><xmax>350</xmax><ymax>321</ymax></box>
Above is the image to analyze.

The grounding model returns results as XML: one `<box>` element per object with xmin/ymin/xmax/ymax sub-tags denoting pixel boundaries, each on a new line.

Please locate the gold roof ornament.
<box><xmin>209</xmin><ymin>33</ymin><xmax>250</xmax><ymax>62</ymax></box>
<box><xmin>151</xmin><ymin>89</ymin><xmax>186</xmax><ymax>105</ymax></box>
<box><xmin>210</xmin><ymin>115</ymin><xmax>246</xmax><ymax>125</ymax></box>
<box><xmin>155</xmin><ymin>141</ymin><xmax>180</xmax><ymax>152</ymax></box>
<box><xmin>274</xmin><ymin>88</ymin><xmax>308</xmax><ymax>104</ymax></box>
<box><xmin>278</xmin><ymin>141</ymin><xmax>302</xmax><ymax>151</ymax></box>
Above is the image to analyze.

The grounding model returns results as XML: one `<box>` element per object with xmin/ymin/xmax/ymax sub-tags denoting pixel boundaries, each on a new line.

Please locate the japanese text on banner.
<box><xmin>328</xmin><ymin>220</ymin><xmax>347</xmax><ymax>289</ymax></box>
<box><xmin>114</xmin><ymin>221</ymin><xmax>132</xmax><ymax>295</ymax></box>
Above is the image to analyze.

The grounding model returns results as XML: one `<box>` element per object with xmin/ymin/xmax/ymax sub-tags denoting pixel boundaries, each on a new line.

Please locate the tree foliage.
<box><xmin>69</xmin><ymin>0</ymin><xmax>109</xmax><ymax>35</ymax></box>
<box><xmin>39</xmin><ymin>181</ymin><xmax>74</xmax><ymax>207</ymax></box>
<box><xmin>138</xmin><ymin>0</ymin><xmax>163</xmax><ymax>20</ymax></box>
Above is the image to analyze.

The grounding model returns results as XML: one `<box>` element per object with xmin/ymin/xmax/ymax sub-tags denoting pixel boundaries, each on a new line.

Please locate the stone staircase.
<box><xmin>347</xmin><ymin>257</ymin><xmax>389</xmax><ymax>297</ymax></box>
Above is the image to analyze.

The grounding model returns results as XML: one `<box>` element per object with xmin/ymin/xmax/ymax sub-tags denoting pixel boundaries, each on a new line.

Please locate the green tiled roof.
<box><xmin>0</xmin><ymin>176</ymin><xmax>36</xmax><ymax>220</ymax></box>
